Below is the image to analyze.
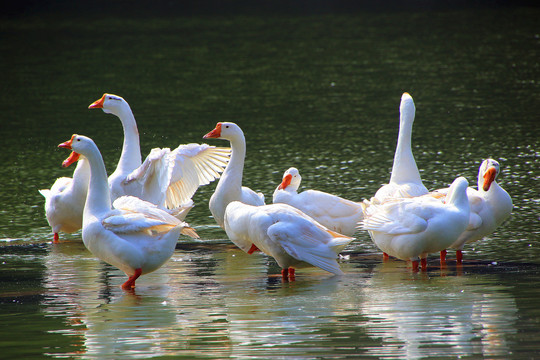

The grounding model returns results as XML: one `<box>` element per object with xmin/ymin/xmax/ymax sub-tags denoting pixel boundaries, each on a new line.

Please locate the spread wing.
<box><xmin>165</xmin><ymin>144</ymin><xmax>231</xmax><ymax>209</ymax></box>
<box><xmin>123</xmin><ymin>147</ymin><xmax>171</xmax><ymax>206</ymax></box>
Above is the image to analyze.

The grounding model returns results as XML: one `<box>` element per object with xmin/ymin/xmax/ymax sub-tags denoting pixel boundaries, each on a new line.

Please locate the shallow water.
<box><xmin>1</xmin><ymin>3</ymin><xmax>539</xmax><ymax>359</ymax></box>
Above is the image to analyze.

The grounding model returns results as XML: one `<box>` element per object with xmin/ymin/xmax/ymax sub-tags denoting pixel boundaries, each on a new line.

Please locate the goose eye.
<box><xmin>225</xmin><ymin>125</ymin><xmax>229</xmax><ymax>128</ymax></box>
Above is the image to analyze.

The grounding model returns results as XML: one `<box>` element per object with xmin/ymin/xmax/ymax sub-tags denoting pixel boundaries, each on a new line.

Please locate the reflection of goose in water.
<box><xmin>220</xmin><ymin>273</ymin><xmax>348</xmax><ymax>354</ymax></box>
<box><xmin>40</xmin><ymin>244</ymin><xmax>232</xmax><ymax>358</ymax></box>
<box><xmin>359</xmin><ymin>262</ymin><xmax>518</xmax><ymax>359</ymax></box>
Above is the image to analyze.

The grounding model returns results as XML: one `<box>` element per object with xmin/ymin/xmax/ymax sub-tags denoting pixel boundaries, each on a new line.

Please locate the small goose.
<box><xmin>273</xmin><ymin>167</ymin><xmax>363</xmax><ymax>236</ymax></box>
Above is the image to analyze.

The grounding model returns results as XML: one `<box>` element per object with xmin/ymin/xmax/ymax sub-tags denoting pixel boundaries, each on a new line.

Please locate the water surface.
<box><xmin>0</xmin><ymin>4</ymin><xmax>539</xmax><ymax>359</ymax></box>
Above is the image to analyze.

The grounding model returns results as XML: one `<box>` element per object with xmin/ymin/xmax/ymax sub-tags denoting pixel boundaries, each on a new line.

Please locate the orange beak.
<box><xmin>58</xmin><ymin>134</ymin><xmax>76</xmax><ymax>150</ymax></box>
<box><xmin>482</xmin><ymin>167</ymin><xmax>497</xmax><ymax>191</ymax></box>
<box><xmin>88</xmin><ymin>94</ymin><xmax>106</xmax><ymax>109</ymax></box>
<box><xmin>58</xmin><ymin>135</ymin><xmax>80</xmax><ymax>167</ymax></box>
<box><xmin>62</xmin><ymin>152</ymin><xmax>80</xmax><ymax>168</ymax></box>
<box><xmin>203</xmin><ymin>123</ymin><xmax>222</xmax><ymax>139</ymax></box>
<box><xmin>278</xmin><ymin>174</ymin><xmax>292</xmax><ymax>190</ymax></box>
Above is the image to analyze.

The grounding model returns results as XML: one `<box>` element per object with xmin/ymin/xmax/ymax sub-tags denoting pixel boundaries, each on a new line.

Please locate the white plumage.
<box><xmin>59</xmin><ymin>134</ymin><xmax>198</xmax><ymax>290</ymax></box>
<box><xmin>361</xmin><ymin>176</ymin><xmax>470</xmax><ymax>271</ymax></box>
<box><xmin>88</xmin><ymin>93</ymin><xmax>230</xmax><ymax>211</ymax></box>
<box><xmin>432</xmin><ymin>159</ymin><xmax>513</xmax><ymax>263</ymax></box>
<box><xmin>204</xmin><ymin>122</ymin><xmax>353</xmax><ymax>279</ymax></box>
<box><xmin>273</xmin><ymin>167</ymin><xmax>363</xmax><ymax>236</ymax></box>
<box><xmin>39</xmin><ymin>154</ymin><xmax>90</xmax><ymax>242</ymax></box>
<box><xmin>373</xmin><ymin>92</ymin><xmax>429</xmax><ymax>202</ymax></box>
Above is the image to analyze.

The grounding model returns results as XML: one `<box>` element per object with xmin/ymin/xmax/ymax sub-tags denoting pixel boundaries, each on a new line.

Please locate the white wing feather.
<box><xmin>267</xmin><ymin>220</ymin><xmax>353</xmax><ymax>275</ymax></box>
<box><xmin>107</xmin><ymin>196</ymin><xmax>199</xmax><ymax>238</ymax></box>
<box><xmin>166</xmin><ymin>144</ymin><xmax>231</xmax><ymax>209</ymax></box>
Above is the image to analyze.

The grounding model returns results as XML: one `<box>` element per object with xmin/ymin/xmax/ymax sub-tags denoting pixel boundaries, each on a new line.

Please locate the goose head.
<box><xmin>399</xmin><ymin>92</ymin><xmax>416</xmax><ymax>126</ymax></box>
<box><xmin>88</xmin><ymin>93</ymin><xmax>128</xmax><ymax>116</ymax></box>
<box><xmin>278</xmin><ymin>167</ymin><xmax>302</xmax><ymax>191</ymax></box>
<box><xmin>59</xmin><ymin>134</ymin><xmax>95</xmax><ymax>167</ymax></box>
<box><xmin>478</xmin><ymin>159</ymin><xmax>500</xmax><ymax>192</ymax></box>
<box><xmin>203</xmin><ymin>122</ymin><xmax>244</xmax><ymax>142</ymax></box>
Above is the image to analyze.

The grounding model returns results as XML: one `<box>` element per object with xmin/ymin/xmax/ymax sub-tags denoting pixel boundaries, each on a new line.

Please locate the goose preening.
<box><xmin>204</xmin><ymin>122</ymin><xmax>353</xmax><ymax>279</ymax></box>
<box><xmin>59</xmin><ymin>134</ymin><xmax>198</xmax><ymax>290</ymax></box>
<box><xmin>273</xmin><ymin>167</ymin><xmax>363</xmax><ymax>237</ymax></box>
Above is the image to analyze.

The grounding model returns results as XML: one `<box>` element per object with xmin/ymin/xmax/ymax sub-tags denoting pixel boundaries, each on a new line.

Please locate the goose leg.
<box><xmin>247</xmin><ymin>244</ymin><xmax>260</xmax><ymax>255</ymax></box>
<box><xmin>440</xmin><ymin>249</ymin><xmax>447</xmax><ymax>263</ymax></box>
<box><xmin>288</xmin><ymin>268</ymin><xmax>295</xmax><ymax>281</ymax></box>
<box><xmin>122</xmin><ymin>268</ymin><xmax>142</xmax><ymax>290</ymax></box>
<box><xmin>411</xmin><ymin>260</ymin><xmax>419</xmax><ymax>272</ymax></box>
<box><xmin>456</xmin><ymin>250</ymin><xmax>463</xmax><ymax>264</ymax></box>
<box><xmin>281</xmin><ymin>268</ymin><xmax>296</xmax><ymax>282</ymax></box>
<box><xmin>383</xmin><ymin>252</ymin><xmax>389</xmax><ymax>261</ymax></box>
<box><xmin>421</xmin><ymin>258</ymin><xmax>427</xmax><ymax>271</ymax></box>
<box><xmin>53</xmin><ymin>233</ymin><xmax>59</xmax><ymax>244</ymax></box>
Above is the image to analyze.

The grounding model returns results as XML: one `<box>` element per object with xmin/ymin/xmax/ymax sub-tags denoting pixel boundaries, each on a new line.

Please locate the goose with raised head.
<box><xmin>88</xmin><ymin>93</ymin><xmax>230</xmax><ymax>212</ymax></box>
<box><xmin>361</xmin><ymin>176</ymin><xmax>470</xmax><ymax>271</ymax></box>
<box><xmin>59</xmin><ymin>134</ymin><xmax>198</xmax><ymax>290</ymax></box>
<box><xmin>204</xmin><ymin>122</ymin><xmax>353</xmax><ymax>279</ymax></box>
<box><xmin>435</xmin><ymin>159</ymin><xmax>513</xmax><ymax>263</ymax></box>
<box><xmin>273</xmin><ymin>167</ymin><xmax>363</xmax><ymax>236</ymax></box>
<box><xmin>39</xmin><ymin>155</ymin><xmax>90</xmax><ymax>242</ymax></box>
<box><xmin>373</xmin><ymin>92</ymin><xmax>428</xmax><ymax>202</ymax></box>
<box><xmin>202</xmin><ymin>122</ymin><xmax>265</xmax><ymax>228</ymax></box>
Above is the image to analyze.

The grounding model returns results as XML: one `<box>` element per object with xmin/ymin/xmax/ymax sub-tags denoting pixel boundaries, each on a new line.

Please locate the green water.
<box><xmin>1</xmin><ymin>4</ymin><xmax>539</xmax><ymax>359</ymax></box>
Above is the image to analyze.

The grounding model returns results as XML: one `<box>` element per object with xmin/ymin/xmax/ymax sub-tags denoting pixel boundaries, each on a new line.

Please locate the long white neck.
<box><xmin>215</xmin><ymin>132</ymin><xmax>246</xmax><ymax>204</ymax></box>
<box><xmin>71</xmin><ymin>157</ymin><xmax>91</xmax><ymax>194</ymax></box>
<box><xmin>84</xmin><ymin>146</ymin><xmax>112</xmax><ymax>216</ymax></box>
<box><xmin>115</xmin><ymin>103</ymin><xmax>142</xmax><ymax>173</ymax></box>
<box><xmin>210</xmin><ymin>132</ymin><xmax>246</xmax><ymax>226</ymax></box>
<box><xmin>389</xmin><ymin>105</ymin><xmax>423</xmax><ymax>185</ymax></box>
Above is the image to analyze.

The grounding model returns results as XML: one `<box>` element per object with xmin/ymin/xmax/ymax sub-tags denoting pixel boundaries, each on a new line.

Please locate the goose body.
<box><xmin>361</xmin><ymin>176</ymin><xmax>470</xmax><ymax>271</ymax></box>
<box><xmin>434</xmin><ymin>159</ymin><xmax>513</xmax><ymax>263</ymax></box>
<box><xmin>273</xmin><ymin>167</ymin><xmax>363</xmax><ymax>236</ymax></box>
<box><xmin>88</xmin><ymin>93</ymin><xmax>230</xmax><ymax>211</ymax></box>
<box><xmin>373</xmin><ymin>93</ymin><xmax>428</xmax><ymax>202</ymax></box>
<box><xmin>39</xmin><ymin>155</ymin><xmax>90</xmax><ymax>242</ymax></box>
<box><xmin>225</xmin><ymin>202</ymin><xmax>354</xmax><ymax>276</ymax></box>
<box><xmin>59</xmin><ymin>134</ymin><xmax>198</xmax><ymax>289</ymax></box>
<box><xmin>203</xmin><ymin>122</ymin><xmax>353</xmax><ymax>278</ymax></box>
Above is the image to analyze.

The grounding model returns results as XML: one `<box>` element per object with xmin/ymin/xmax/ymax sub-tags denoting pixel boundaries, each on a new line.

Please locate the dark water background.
<box><xmin>0</xmin><ymin>2</ymin><xmax>539</xmax><ymax>359</ymax></box>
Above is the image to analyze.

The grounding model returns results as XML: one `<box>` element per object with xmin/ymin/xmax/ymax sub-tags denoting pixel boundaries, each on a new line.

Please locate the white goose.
<box><xmin>373</xmin><ymin>92</ymin><xmax>428</xmax><ymax>202</ymax></box>
<box><xmin>273</xmin><ymin>167</ymin><xmax>363</xmax><ymax>236</ymax></box>
<box><xmin>39</xmin><ymin>154</ymin><xmax>90</xmax><ymax>242</ymax></box>
<box><xmin>436</xmin><ymin>159</ymin><xmax>513</xmax><ymax>263</ymax></box>
<box><xmin>361</xmin><ymin>176</ymin><xmax>470</xmax><ymax>271</ymax></box>
<box><xmin>88</xmin><ymin>93</ymin><xmax>230</xmax><ymax>211</ymax></box>
<box><xmin>203</xmin><ymin>122</ymin><xmax>354</xmax><ymax>279</ymax></box>
<box><xmin>202</xmin><ymin>122</ymin><xmax>265</xmax><ymax>228</ymax></box>
<box><xmin>59</xmin><ymin>134</ymin><xmax>198</xmax><ymax>290</ymax></box>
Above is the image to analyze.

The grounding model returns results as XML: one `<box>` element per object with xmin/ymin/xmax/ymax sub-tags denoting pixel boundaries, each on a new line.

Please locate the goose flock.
<box><xmin>40</xmin><ymin>92</ymin><xmax>513</xmax><ymax>288</ymax></box>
